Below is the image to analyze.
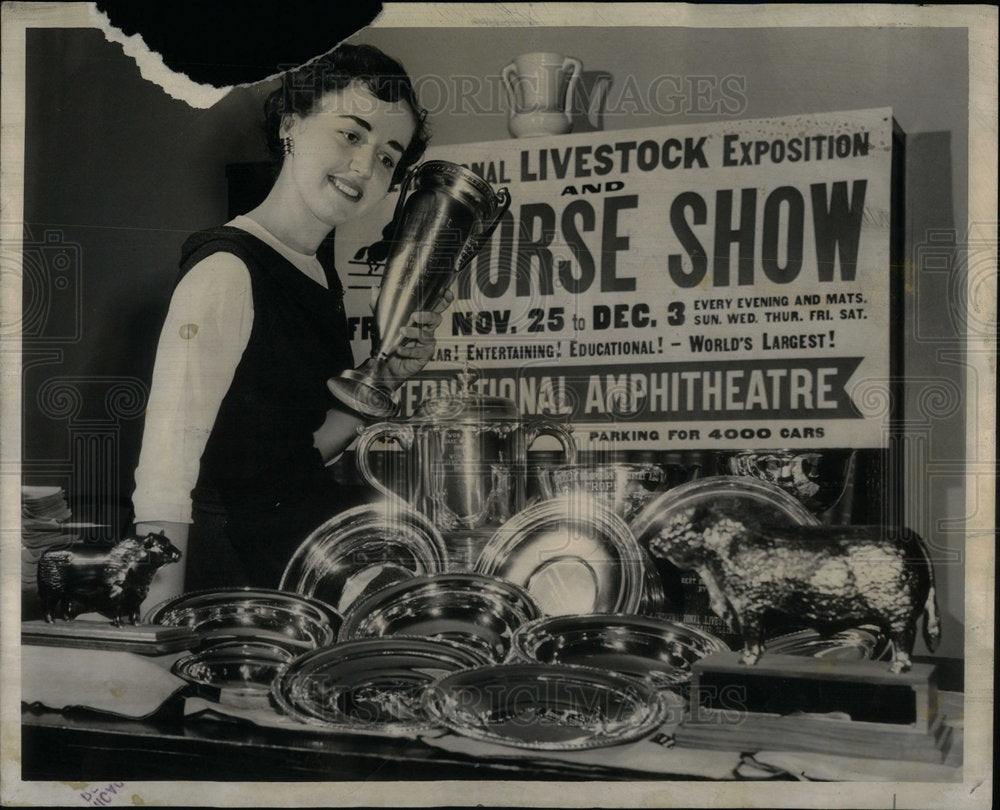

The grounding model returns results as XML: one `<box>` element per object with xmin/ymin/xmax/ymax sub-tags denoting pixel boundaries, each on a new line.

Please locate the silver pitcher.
<box><xmin>328</xmin><ymin>161</ymin><xmax>510</xmax><ymax>417</ymax></box>
<box><xmin>355</xmin><ymin>369</ymin><xmax>576</xmax><ymax>533</ymax></box>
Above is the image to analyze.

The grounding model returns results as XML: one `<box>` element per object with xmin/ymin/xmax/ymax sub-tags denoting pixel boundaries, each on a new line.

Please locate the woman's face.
<box><xmin>282</xmin><ymin>82</ymin><xmax>417</xmax><ymax>229</ymax></box>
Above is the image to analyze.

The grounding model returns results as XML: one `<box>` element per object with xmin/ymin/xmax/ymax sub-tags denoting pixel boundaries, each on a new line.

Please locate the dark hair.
<box><xmin>264</xmin><ymin>43</ymin><xmax>429</xmax><ymax>185</ymax></box>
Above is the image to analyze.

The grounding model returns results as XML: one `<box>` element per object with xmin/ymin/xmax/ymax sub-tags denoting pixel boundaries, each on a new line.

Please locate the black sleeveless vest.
<box><xmin>177</xmin><ymin>227</ymin><xmax>355</xmax><ymax>511</ymax></box>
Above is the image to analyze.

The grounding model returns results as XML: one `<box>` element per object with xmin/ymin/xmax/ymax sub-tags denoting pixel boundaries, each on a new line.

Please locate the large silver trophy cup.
<box><xmin>329</xmin><ymin>161</ymin><xmax>511</xmax><ymax>417</ymax></box>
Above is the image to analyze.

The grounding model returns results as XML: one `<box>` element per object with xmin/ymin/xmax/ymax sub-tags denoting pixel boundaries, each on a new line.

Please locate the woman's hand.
<box><xmin>383</xmin><ymin>290</ymin><xmax>453</xmax><ymax>384</ymax></box>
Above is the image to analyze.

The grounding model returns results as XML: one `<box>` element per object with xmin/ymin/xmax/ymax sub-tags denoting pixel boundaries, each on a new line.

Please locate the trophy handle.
<box><xmin>487</xmin><ymin>463</ymin><xmax>515</xmax><ymax>524</ymax></box>
<box><xmin>799</xmin><ymin>452</ymin><xmax>824</xmax><ymax>481</ymax></box>
<box><xmin>587</xmin><ymin>74</ymin><xmax>612</xmax><ymax>128</ymax></box>
<box><xmin>355</xmin><ymin>422</ymin><xmax>415</xmax><ymax>500</ymax></box>
<box><xmin>561</xmin><ymin>57</ymin><xmax>583</xmax><ymax>119</ymax></box>
<box><xmin>523</xmin><ymin>421</ymin><xmax>577</xmax><ymax>464</ymax></box>
<box><xmin>456</xmin><ymin>188</ymin><xmax>512</xmax><ymax>275</ymax></box>
<box><xmin>536</xmin><ymin>466</ymin><xmax>557</xmax><ymax>501</ymax></box>
<box><xmin>501</xmin><ymin>62</ymin><xmax>520</xmax><ymax>111</ymax></box>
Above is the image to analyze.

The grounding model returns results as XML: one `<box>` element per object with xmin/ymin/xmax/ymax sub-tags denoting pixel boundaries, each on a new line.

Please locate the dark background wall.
<box><xmin>21</xmin><ymin>24</ymin><xmax>970</xmax><ymax>655</ymax></box>
<box><xmin>22</xmin><ymin>28</ymin><xmax>274</xmax><ymax>526</ymax></box>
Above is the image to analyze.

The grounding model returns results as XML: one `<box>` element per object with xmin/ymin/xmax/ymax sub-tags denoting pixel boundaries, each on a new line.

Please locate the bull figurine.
<box><xmin>644</xmin><ymin>506</ymin><xmax>940</xmax><ymax>673</ymax></box>
<box><xmin>37</xmin><ymin>532</ymin><xmax>182</xmax><ymax>627</ymax></box>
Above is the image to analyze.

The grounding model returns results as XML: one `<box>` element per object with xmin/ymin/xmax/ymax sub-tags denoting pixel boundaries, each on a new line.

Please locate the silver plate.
<box><xmin>511</xmin><ymin>614</ymin><xmax>730</xmax><ymax>688</ymax></box>
<box><xmin>172</xmin><ymin>641</ymin><xmax>293</xmax><ymax>708</ymax></box>
<box><xmin>631</xmin><ymin>476</ymin><xmax>819</xmax><ymax>554</ymax></box>
<box><xmin>423</xmin><ymin>663</ymin><xmax>672</xmax><ymax>750</ymax></box>
<box><xmin>764</xmin><ymin>626</ymin><xmax>893</xmax><ymax>661</ymax></box>
<box><xmin>475</xmin><ymin>496</ymin><xmax>646</xmax><ymax>616</ymax></box>
<box><xmin>272</xmin><ymin>637</ymin><xmax>490</xmax><ymax>735</ymax></box>
<box><xmin>280</xmin><ymin>501</ymin><xmax>449</xmax><ymax>615</ymax></box>
<box><xmin>638</xmin><ymin>549</ymin><xmax>667</xmax><ymax>614</ymax></box>
<box><xmin>339</xmin><ymin>572</ymin><xmax>540</xmax><ymax>662</ymax></box>
<box><xmin>145</xmin><ymin>588</ymin><xmax>341</xmax><ymax>652</ymax></box>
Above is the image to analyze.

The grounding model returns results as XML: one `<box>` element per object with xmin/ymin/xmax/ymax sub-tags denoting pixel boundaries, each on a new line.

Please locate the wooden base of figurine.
<box><xmin>675</xmin><ymin>651</ymin><xmax>953</xmax><ymax>763</ymax></box>
<box><xmin>22</xmin><ymin>619</ymin><xmax>198</xmax><ymax>655</ymax></box>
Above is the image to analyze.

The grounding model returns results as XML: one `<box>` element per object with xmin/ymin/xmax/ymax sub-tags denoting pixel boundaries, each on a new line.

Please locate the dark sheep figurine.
<box><xmin>37</xmin><ymin>532</ymin><xmax>182</xmax><ymax>626</ymax></box>
<box><xmin>644</xmin><ymin>505</ymin><xmax>940</xmax><ymax>673</ymax></box>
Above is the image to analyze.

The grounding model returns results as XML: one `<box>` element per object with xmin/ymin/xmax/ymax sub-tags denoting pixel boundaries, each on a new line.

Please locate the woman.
<box><xmin>132</xmin><ymin>44</ymin><xmax>441</xmax><ymax>605</ymax></box>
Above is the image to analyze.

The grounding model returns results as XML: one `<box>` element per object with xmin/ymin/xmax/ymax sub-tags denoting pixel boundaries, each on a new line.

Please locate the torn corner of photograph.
<box><xmin>89</xmin><ymin>4</ymin><xmax>231</xmax><ymax>108</ymax></box>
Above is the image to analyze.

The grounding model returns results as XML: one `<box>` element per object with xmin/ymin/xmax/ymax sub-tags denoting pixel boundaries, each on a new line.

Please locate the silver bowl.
<box><xmin>280</xmin><ymin>501</ymin><xmax>448</xmax><ymax>615</ymax></box>
<box><xmin>475</xmin><ymin>496</ymin><xmax>647</xmax><ymax>616</ymax></box>
<box><xmin>422</xmin><ymin>662</ymin><xmax>672</xmax><ymax>751</ymax></box>
<box><xmin>339</xmin><ymin>572</ymin><xmax>540</xmax><ymax>663</ymax></box>
<box><xmin>172</xmin><ymin>641</ymin><xmax>293</xmax><ymax>709</ymax></box>
<box><xmin>272</xmin><ymin>637</ymin><xmax>490</xmax><ymax>735</ymax></box>
<box><xmin>511</xmin><ymin>614</ymin><xmax>729</xmax><ymax>688</ymax></box>
<box><xmin>145</xmin><ymin>588</ymin><xmax>341</xmax><ymax>653</ymax></box>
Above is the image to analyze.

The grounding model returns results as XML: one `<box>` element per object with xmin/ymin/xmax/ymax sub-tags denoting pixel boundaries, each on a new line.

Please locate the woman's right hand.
<box><xmin>382</xmin><ymin>289</ymin><xmax>453</xmax><ymax>385</ymax></box>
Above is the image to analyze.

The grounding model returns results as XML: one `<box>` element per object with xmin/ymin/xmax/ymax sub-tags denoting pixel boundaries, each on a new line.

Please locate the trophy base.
<box><xmin>676</xmin><ymin>651</ymin><xmax>955</xmax><ymax>763</ymax></box>
<box><xmin>328</xmin><ymin>369</ymin><xmax>399</xmax><ymax>418</ymax></box>
<box><xmin>442</xmin><ymin>527</ymin><xmax>497</xmax><ymax>572</ymax></box>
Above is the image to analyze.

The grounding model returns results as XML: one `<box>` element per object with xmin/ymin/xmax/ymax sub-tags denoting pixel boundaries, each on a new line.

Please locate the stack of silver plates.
<box><xmin>339</xmin><ymin>572</ymin><xmax>541</xmax><ymax>663</ymax></box>
<box><xmin>271</xmin><ymin>637</ymin><xmax>490</xmax><ymax>735</ymax></box>
<box><xmin>280</xmin><ymin>501</ymin><xmax>449</xmax><ymax>615</ymax></box>
<box><xmin>475</xmin><ymin>496</ymin><xmax>647</xmax><ymax>616</ymax></box>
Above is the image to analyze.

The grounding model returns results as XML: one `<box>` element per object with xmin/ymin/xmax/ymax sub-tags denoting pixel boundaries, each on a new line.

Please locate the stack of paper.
<box><xmin>21</xmin><ymin>485</ymin><xmax>76</xmax><ymax>589</ymax></box>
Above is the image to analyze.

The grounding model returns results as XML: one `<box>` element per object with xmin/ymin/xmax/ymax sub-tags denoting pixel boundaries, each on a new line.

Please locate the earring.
<box><xmin>282</xmin><ymin>136</ymin><xmax>294</xmax><ymax>157</ymax></box>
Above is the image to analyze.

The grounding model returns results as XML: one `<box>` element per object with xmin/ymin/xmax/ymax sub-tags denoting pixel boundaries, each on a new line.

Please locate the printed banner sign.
<box><xmin>335</xmin><ymin>108</ymin><xmax>896</xmax><ymax>450</ymax></box>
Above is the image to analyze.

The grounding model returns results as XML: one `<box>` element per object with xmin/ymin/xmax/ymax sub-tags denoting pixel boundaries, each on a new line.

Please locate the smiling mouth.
<box><xmin>329</xmin><ymin>176</ymin><xmax>363</xmax><ymax>201</ymax></box>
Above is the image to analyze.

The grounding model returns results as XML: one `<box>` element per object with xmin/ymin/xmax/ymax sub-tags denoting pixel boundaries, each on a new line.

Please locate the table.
<box><xmin>21</xmin><ymin>703</ymin><xmax>714</xmax><ymax>781</ymax></box>
<box><xmin>19</xmin><ymin>642</ymin><xmax>963</xmax><ymax>783</ymax></box>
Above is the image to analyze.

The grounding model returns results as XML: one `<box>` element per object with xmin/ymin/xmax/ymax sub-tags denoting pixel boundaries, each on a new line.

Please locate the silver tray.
<box><xmin>764</xmin><ymin>625</ymin><xmax>893</xmax><ymax>661</ymax></box>
<box><xmin>171</xmin><ymin>641</ymin><xmax>293</xmax><ymax>708</ymax></box>
<box><xmin>475</xmin><ymin>496</ymin><xmax>646</xmax><ymax>616</ymax></box>
<box><xmin>631</xmin><ymin>476</ymin><xmax>819</xmax><ymax>556</ymax></box>
<box><xmin>280</xmin><ymin>501</ymin><xmax>448</xmax><ymax>615</ymax></box>
<box><xmin>272</xmin><ymin>637</ymin><xmax>490</xmax><ymax>735</ymax></box>
<box><xmin>511</xmin><ymin>614</ymin><xmax>730</xmax><ymax>688</ymax></box>
<box><xmin>339</xmin><ymin>572</ymin><xmax>540</xmax><ymax>663</ymax></box>
<box><xmin>145</xmin><ymin>588</ymin><xmax>341</xmax><ymax>652</ymax></box>
<box><xmin>423</xmin><ymin>663</ymin><xmax>672</xmax><ymax>751</ymax></box>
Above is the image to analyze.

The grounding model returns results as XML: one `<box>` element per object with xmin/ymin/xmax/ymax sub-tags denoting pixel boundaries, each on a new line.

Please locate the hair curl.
<box><xmin>263</xmin><ymin>43</ymin><xmax>429</xmax><ymax>185</ymax></box>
